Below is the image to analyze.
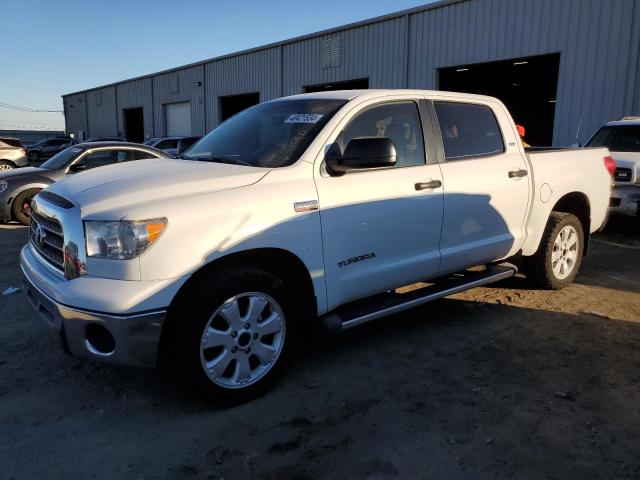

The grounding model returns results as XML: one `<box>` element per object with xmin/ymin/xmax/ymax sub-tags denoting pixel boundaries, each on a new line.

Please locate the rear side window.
<box><xmin>434</xmin><ymin>102</ymin><xmax>505</xmax><ymax>160</ymax></box>
<box><xmin>132</xmin><ymin>150</ymin><xmax>158</xmax><ymax>160</ymax></box>
<box><xmin>0</xmin><ymin>138</ymin><xmax>23</xmax><ymax>148</ymax></box>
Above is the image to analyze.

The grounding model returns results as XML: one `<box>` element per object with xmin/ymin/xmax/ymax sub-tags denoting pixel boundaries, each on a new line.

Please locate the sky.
<box><xmin>1</xmin><ymin>0</ymin><xmax>435</xmax><ymax>131</ymax></box>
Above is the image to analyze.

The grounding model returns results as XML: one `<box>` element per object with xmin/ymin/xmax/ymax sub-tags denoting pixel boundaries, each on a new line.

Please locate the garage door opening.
<box><xmin>165</xmin><ymin>102</ymin><xmax>192</xmax><ymax>136</ymax></box>
<box><xmin>304</xmin><ymin>78</ymin><xmax>369</xmax><ymax>93</ymax></box>
<box><xmin>219</xmin><ymin>93</ymin><xmax>260</xmax><ymax>122</ymax></box>
<box><xmin>123</xmin><ymin>107</ymin><xmax>144</xmax><ymax>143</ymax></box>
<box><xmin>439</xmin><ymin>54</ymin><xmax>560</xmax><ymax>146</ymax></box>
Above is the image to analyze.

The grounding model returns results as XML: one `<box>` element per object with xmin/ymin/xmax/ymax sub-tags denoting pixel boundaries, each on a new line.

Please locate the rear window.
<box><xmin>434</xmin><ymin>102</ymin><xmax>505</xmax><ymax>159</ymax></box>
<box><xmin>586</xmin><ymin>125</ymin><xmax>640</xmax><ymax>152</ymax></box>
<box><xmin>0</xmin><ymin>138</ymin><xmax>23</xmax><ymax>148</ymax></box>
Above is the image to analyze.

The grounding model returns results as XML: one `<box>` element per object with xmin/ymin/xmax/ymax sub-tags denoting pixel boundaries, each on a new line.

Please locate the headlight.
<box><xmin>0</xmin><ymin>181</ymin><xmax>7</xmax><ymax>194</ymax></box>
<box><xmin>85</xmin><ymin>218</ymin><xmax>167</xmax><ymax>259</ymax></box>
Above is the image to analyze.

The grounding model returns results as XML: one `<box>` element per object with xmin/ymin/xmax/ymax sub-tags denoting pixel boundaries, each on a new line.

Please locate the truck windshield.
<box><xmin>183</xmin><ymin>99</ymin><xmax>347</xmax><ymax>167</ymax></box>
<box><xmin>586</xmin><ymin>125</ymin><xmax>640</xmax><ymax>152</ymax></box>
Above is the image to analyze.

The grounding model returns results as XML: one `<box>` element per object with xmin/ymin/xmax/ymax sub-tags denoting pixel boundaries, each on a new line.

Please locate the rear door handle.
<box><xmin>415</xmin><ymin>180</ymin><xmax>442</xmax><ymax>190</ymax></box>
<box><xmin>508</xmin><ymin>169</ymin><xmax>528</xmax><ymax>178</ymax></box>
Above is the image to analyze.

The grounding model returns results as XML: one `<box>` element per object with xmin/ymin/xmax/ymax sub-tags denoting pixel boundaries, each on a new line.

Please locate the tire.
<box><xmin>168</xmin><ymin>266</ymin><xmax>300</xmax><ymax>404</ymax></box>
<box><xmin>12</xmin><ymin>188</ymin><xmax>41</xmax><ymax>225</ymax></box>
<box><xmin>523</xmin><ymin>212</ymin><xmax>584</xmax><ymax>290</ymax></box>
<box><xmin>0</xmin><ymin>160</ymin><xmax>15</xmax><ymax>171</ymax></box>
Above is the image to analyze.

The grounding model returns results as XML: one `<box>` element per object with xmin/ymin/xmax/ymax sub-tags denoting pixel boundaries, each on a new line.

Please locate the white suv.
<box><xmin>586</xmin><ymin>117</ymin><xmax>640</xmax><ymax>217</ymax></box>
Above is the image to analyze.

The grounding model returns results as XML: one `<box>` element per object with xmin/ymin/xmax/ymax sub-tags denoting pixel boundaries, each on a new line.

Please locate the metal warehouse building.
<box><xmin>62</xmin><ymin>0</ymin><xmax>640</xmax><ymax>147</ymax></box>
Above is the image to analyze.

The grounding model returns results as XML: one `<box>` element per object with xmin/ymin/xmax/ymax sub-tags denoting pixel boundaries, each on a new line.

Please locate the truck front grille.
<box><xmin>30</xmin><ymin>210</ymin><xmax>64</xmax><ymax>272</ymax></box>
<box><xmin>614</xmin><ymin>167</ymin><xmax>633</xmax><ymax>183</ymax></box>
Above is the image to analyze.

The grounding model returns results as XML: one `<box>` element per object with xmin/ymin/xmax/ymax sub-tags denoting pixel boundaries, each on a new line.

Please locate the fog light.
<box><xmin>85</xmin><ymin>324</ymin><xmax>115</xmax><ymax>355</ymax></box>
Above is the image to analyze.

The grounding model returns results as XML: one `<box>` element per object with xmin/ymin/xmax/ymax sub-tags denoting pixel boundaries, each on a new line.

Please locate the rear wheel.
<box><xmin>524</xmin><ymin>212</ymin><xmax>584</xmax><ymax>289</ymax></box>
<box><xmin>169</xmin><ymin>266</ymin><xmax>299</xmax><ymax>404</ymax></box>
<box><xmin>12</xmin><ymin>188</ymin><xmax>41</xmax><ymax>225</ymax></box>
<box><xmin>0</xmin><ymin>160</ymin><xmax>14</xmax><ymax>171</ymax></box>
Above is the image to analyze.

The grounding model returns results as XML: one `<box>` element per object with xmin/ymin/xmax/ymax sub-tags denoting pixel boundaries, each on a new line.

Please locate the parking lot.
<box><xmin>1</xmin><ymin>218</ymin><xmax>639</xmax><ymax>479</ymax></box>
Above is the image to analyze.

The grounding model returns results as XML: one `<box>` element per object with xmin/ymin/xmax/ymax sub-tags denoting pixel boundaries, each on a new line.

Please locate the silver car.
<box><xmin>0</xmin><ymin>137</ymin><xmax>29</xmax><ymax>170</ymax></box>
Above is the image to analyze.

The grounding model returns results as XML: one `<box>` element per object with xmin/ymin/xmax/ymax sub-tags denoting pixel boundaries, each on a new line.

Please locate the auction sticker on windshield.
<box><xmin>285</xmin><ymin>114</ymin><xmax>324</xmax><ymax>124</ymax></box>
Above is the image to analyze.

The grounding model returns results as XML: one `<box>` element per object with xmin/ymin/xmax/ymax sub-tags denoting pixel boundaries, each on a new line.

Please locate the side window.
<box><xmin>113</xmin><ymin>150</ymin><xmax>135</xmax><ymax>162</ymax></box>
<box><xmin>79</xmin><ymin>150</ymin><xmax>116</xmax><ymax>170</ymax></box>
<box><xmin>341</xmin><ymin>101</ymin><xmax>426</xmax><ymax>168</ymax></box>
<box><xmin>132</xmin><ymin>150</ymin><xmax>157</xmax><ymax>160</ymax></box>
<box><xmin>434</xmin><ymin>102</ymin><xmax>505</xmax><ymax>160</ymax></box>
<box><xmin>156</xmin><ymin>139</ymin><xmax>178</xmax><ymax>149</ymax></box>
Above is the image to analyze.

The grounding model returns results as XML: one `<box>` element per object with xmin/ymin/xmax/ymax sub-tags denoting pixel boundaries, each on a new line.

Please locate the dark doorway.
<box><xmin>438</xmin><ymin>54</ymin><xmax>560</xmax><ymax>146</ymax></box>
<box><xmin>304</xmin><ymin>78</ymin><xmax>369</xmax><ymax>93</ymax></box>
<box><xmin>123</xmin><ymin>107</ymin><xmax>144</xmax><ymax>143</ymax></box>
<box><xmin>219</xmin><ymin>93</ymin><xmax>260</xmax><ymax>122</ymax></box>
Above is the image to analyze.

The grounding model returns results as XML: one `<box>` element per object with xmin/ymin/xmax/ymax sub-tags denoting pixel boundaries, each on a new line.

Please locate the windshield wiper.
<box><xmin>194</xmin><ymin>155</ymin><xmax>253</xmax><ymax>166</ymax></box>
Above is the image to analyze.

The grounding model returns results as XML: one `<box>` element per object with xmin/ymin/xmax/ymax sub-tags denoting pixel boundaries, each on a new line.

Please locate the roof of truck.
<box><xmin>605</xmin><ymin>117</ymin><xmax>640</xmax><ymax>126</ymax></box>
<box><xmin>279</xmin><ymin>89</ymin><xmax>501</xmax><ymax>103</ymax></box>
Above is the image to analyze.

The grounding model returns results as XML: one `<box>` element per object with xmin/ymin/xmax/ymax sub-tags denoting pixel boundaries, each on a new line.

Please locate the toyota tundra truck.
<box><xmin>20</xmin><ymin>90</ymin><xmax>613</xmax><ymax>402</ymax></box>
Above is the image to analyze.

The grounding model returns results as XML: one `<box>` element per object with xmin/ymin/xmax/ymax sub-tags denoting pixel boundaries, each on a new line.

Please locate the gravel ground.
<box><xmin>1</xmin><ymin>217</ymin><xmax>639</xmax><ymax>479</ymax></box>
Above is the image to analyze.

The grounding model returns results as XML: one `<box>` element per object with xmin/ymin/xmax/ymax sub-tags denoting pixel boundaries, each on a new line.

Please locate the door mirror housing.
<box><xmin>326</xmin><ymin>137</ymin><xmax>397</xmax><ymax>174</ymax></box>
<box><xmin>69</xmin><ymin>163</ymin><xmax>86</xmax><ymax>173</ymax></box>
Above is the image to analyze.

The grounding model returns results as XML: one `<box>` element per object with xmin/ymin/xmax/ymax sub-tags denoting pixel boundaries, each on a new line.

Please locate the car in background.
<box><xmin>144</xmin><ymin>136</ymin><xmax>201</xmax><ymax>157</ymax></box>
<box><xmin>28</xmin><ymin>137</ymin><xmax>76</xmax><ymax>165</ymax></box>
<box><xmin>0</xmin><ymin>142</ymin><xmax>170</xmax><ymax>225</ymax></box>
<box><xmin>176</xmin><ymin>136</ymin><xmax>201</xmax><ymax>156</ymax></box>
<box><xmin>0</xmin><ymin>137</ymin><xmax>29</xmax><ymax>170</ymax></box>
<box><xmin>586</xmin><ymin>117</ymin><xmax>640</xmax><ymax>217</ymax></box>
<box><xmin>81</xmin><ymin>136</ymin><xmax>125</xmax><ymax>143</ymax></box>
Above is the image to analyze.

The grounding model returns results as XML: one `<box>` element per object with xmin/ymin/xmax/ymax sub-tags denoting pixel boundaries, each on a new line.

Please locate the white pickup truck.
<box><xmin>21</xmin><ymin>90</ymin><xmax>612</xmax><ymax>402</ymax></box>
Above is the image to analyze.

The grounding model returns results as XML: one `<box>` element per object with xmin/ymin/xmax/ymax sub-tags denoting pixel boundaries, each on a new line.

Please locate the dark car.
<box><xmin>0</xmin><ymin>137</ymin><xmax>29</xmax><ymax>170</ymax></box>
<box><xmin>81</xmin><ymin>136</ymin><xmax>125</xmax><ymax>143</ymax></box>
<box><xmin>0</xmin><ymin>142</ymin><xmax>170</xmax><ymax>225</ymax></box>
<box><xmin>27</xmin><ymin>137</ymin><xmax>76</xmax><ymax>164</ymax></box>
<box><xmin>144</xmin><ymin>136</ymin><xmax>201</xmax><ymax>157</ymax></box>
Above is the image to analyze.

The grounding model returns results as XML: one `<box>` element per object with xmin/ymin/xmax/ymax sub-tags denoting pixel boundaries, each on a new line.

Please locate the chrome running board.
<box><xmin>320</xmin><ymin>264</ymin><xmax>517</xmax><ymax>333</ymax></box>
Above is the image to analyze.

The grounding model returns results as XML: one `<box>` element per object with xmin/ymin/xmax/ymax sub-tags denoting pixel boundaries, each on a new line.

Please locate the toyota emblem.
<box><xmin>34</xmin><ymin>223</ymin><xmax>47</xmax><ymax>247</ymax></box>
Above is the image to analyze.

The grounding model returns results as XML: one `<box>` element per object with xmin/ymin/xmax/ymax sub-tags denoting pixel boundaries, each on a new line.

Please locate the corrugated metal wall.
<box><xmin>282</xmin><ymin>15</ymin><xmax>408</xmax><ymax>94</ymax></box>
<box><xmin>152</xmin><ymin>65</ymin><xmax>206</xmax><ymax>136</ymax></box>
<box><xmin>86</xmin><ymin>86</ymin><xmax>117</xmax><ymax>138</ymax></box>
<box><xmin>115</xmin><ymin>78</ymin><xmax>154</xmax><ymax>140</ymax></box>
<box><xmin>205</xmin><ymin>47</ymin><xmax>281</xmax><ymax>127</ymax></box>
<box><xmin>63</xmin><ymin>0</ymin><xmax>640</xmax><ymax>146</ymax></box>
<box><xmin>408</xmin><ymin>0</ymin><xmax>640</xmax><ymax>145</ymax></box>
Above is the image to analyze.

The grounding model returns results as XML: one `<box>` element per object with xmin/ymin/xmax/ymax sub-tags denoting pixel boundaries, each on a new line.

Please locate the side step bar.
<box><xmin>320</xmin><ymin>264</ymin><xmax>517</xmax><ymax>333</ymax></box>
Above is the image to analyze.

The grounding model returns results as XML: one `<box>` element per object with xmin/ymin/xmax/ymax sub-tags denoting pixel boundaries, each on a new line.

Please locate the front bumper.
<box><xmin>610</xmin><ymin>186</ymin><xmax>640</xmax><ymax>217</ymax></box>
<box><xmin>20</xmin><ymin>244</ymin><xmax>179</xmax><ymax>367</ymax></box>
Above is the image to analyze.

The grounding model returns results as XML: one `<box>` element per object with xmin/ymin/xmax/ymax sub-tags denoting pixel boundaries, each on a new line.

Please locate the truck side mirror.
<box><xmin>326</xmin><ymin>137</ymin><xmax>397</xmax><ymax>174</ymax></box>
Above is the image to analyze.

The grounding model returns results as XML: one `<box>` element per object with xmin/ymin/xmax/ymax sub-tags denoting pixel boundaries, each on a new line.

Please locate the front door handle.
<box><xmin>508</xmin><ymin>169</ymin><xmax>528</xmax><ymax>178</ymax></box>
<box><xmin>415</xmin><ymin>180</ymin><xmax>442</xmax><ymax>190</ymax></box>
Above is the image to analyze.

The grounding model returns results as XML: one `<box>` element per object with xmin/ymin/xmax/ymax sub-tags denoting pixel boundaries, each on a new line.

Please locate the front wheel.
<box><xmin>169</xmin><ymin>266</ymin><xmax>299</xmax><ymax>404</ymax></box>
<box><xmin>523</xmin><ymin>212</ymin><xmax>584</xmax><ymax>289</ymax></box>
<box><xmin>12</xmin><ymin>188</ymin><xmax>41</xmax><ymax>225</ymax></box>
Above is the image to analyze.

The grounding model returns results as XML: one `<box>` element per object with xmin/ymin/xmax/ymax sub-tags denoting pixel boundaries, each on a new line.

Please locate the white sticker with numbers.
<box><xmin>285</xmin><ymin>113</ymin><xmax>324</xmax><ymax>124</ymax></box>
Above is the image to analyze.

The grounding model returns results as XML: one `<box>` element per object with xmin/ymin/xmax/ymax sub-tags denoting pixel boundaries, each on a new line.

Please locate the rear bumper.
<box><xmin>610</xmin><ymin>186</ymin><xmax>640</xmax><ymax>217</ymax></box>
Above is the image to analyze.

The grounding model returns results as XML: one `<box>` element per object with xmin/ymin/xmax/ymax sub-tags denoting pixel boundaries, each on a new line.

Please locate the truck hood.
<box><xmin>47</xmin><ymin>158</ymin><xmax>269</xmax><ymax>214</ymax></box>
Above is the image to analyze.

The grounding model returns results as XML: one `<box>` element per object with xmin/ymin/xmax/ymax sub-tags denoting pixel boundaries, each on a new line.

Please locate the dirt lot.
<box><xmin>1</xmin><ymin>218</ymin><xmax>639</xmax><ymax>479</ymax></box>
